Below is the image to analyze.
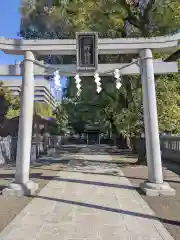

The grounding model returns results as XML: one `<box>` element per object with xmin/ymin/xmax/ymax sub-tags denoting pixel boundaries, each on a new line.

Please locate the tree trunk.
<box><xmin>136</xmin><ymin>137</ymin><xmax>147</xmax><ymax>164</ymax></box>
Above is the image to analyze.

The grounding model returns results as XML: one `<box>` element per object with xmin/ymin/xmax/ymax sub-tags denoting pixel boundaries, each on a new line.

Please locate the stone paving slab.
<box><xmin>0</xmin><ymin>146</ymin><xmax>175</xmax><ymax>240</ymax></box>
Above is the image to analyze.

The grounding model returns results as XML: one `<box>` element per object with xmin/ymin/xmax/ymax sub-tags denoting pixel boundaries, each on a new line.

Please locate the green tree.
<box><xmin>19</xmin><ymin>0</ymin><xmax>180</xmax><ymax>140</ymax></box>
<box><xmin>34</xmin><ymin>102</ymin><xmax>54</xmax><ymax>118</ymax></box>
<box><xmin>20</xmin><ymin>0</ymin><xmax>179</xmax><ymax>38</ymax></box>
<box><xmin>53</xmin><ymin>102</ymin><xmax>69</xmax><ymax>134</ymax></box>
<box><xmin>0</xmin><ymin>82</ymin><xmax>20</xmax><ymax>121</ymax></box>
<box><xmin>156</xmin><ymin>64</ymin><xmax>180</xmax><ymax>133</ymax></box>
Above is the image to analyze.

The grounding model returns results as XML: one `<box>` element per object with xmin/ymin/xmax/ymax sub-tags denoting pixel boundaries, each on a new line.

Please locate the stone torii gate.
<box><xmin>0</xmin><ymin>33</ymin><xmax>179</xmax><ymax>197</ymax></box>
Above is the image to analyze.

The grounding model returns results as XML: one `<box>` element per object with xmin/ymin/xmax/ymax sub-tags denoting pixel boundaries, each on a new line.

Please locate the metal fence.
<box><xmin>161</xmin><ymin>136</ymin><xmax>180</xmax><ymax>162</ymax></box>
<box><xmin>0</xmin><ymin>136</ymin><xmax>16</xmax><ymax>164</ymax></box>
<box><xmin>1</xmin><ymin>135</ymin><xmax>180</xmax><ymax>165</ymax></box>
<box><xmin>0</xmin><ymin>134</ymin><xmax>77</xmax><ymax>165</ymax></box>
<box><xmin>134</xmin><ymin>135</ymin><xmax>180</xmax><ymax>163</ymax></box>
<box><xmin>0</xmin><ymin>136</ymin><xmax>57</xmax><ymax>165</ymax></box>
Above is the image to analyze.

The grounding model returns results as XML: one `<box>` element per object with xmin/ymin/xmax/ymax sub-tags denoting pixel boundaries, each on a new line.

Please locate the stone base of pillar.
<box><xmin>2</xmin><ymin>180</ymin><xmax>39</xmax><ymax>197</ymax></box>
<box><xmin>140</xmin><ymin>181</ymin><xmax>176</xmax><ymax>196</ymax></box>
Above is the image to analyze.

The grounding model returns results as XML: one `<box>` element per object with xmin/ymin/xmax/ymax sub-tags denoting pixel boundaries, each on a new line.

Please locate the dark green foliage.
<box><xmin>19</xmin><ymin>0</ymin><xmax>180</xmax><ymax>136</ymax></box>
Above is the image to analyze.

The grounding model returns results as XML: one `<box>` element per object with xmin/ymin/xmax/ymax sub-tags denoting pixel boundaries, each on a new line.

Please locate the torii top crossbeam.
<box><xmin>0</xmin><ymin>33</ymin><xmax>180</xmax><ymax>55</ymax></box>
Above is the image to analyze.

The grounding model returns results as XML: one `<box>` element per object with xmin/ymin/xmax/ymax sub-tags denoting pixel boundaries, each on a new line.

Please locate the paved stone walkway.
<box><xmin>0</xmin><ymin>145</ymin><xmax>174</xmax><ymax>239</ymax></box>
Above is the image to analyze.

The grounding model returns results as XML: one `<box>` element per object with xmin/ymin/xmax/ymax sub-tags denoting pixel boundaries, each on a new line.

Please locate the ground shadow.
<box><xmin>125</xmin><ymin>176</ymin><xmax>180</xmax><ymax>184</ymax></box>
<box><xmin>0</xmin><ymin>185</ymin><xmax>5</xmax><ymax>191</ymax></box>
<box><xmin>35</xmin><ymin>157</ymin><xmax>136</xmax><ymax>167</ymax></box>
<box><xmin>163</xmin><ymin>160</ymin><xmax>180</xmax><ymax>179</ymax></box>
<box><xmin>56</xmin><ymin>145</ymin><xmax>136</xmax><ymax>157</ymax></box>
<box><xmin>56</xmin><ymin>146</ymin><xmax>84</xmax><ymax>153</ymax></box>
<box><xmin>37</xmin><ymin>158</ymin><xmax>70</xmax><ymax>165</ymax></box>
<box><xmin>62</xmin><ymin>170</ymin><xmax>120</xmax><ymax>176</ymax></box>
<box><xmin>34</xmin><ymin>168</ymin><xmax>120</xmax><ymax>176</ymax></box>
<box><xmin>37</xmin><ymin>175</ymin><xmax>137</xmax><ymax>190</ymax></box>
<box><xmin>0</xmin><ymin>172</ymin><xmax>42</xmax><ymax>179</ymax></box>
<box><xmin>32</xmin><ymin>166</ymin><xmax>119</xmax><ymax>174</ymax></box>
<box><xmin>0</xmin><ymin>163</ymin><xmax>16</xmax><ymax>169</ymax></box>
<box><xmin>107</xmin><ymin>151</ymin><xmax>137</xmax><ymax>157</ymax></box>
<box><xmin>32</xmin><ymin>194</ymin><xmax>180</xmax><ymax>227</ymax></box>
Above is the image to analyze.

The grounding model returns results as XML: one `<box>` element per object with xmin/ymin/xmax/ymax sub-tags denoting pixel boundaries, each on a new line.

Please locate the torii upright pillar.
<box><xmin>2</xmin><ymin>51</ymin><xmax>38</xmax><ymax>197</ymax></box>
<box><xmin>139</xmin><ymin>49</ymin><xmax>175</xmax><ymax>196</ymax></box>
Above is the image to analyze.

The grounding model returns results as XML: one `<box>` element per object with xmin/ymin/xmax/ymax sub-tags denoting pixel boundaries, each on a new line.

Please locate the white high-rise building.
<box><xmin>2</xmin><ymin>78</ymin><xmax>57</xmax><ymax>109</ymax></box>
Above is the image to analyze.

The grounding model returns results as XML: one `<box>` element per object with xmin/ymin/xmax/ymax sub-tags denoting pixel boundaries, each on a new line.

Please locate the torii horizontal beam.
<box><xmin>0</xmin><ymin>33</ymin><xmax>179</xmax><ymax>55</ymax></box>
<box><xmin>0</xmin><ymin>61</ymin><xmax>177</xmax><ymax>77</ymax></box>
<box><xmin>164</xmin><ymin>49</ymin><xmax>180</xmax><ymax>62</ymax></box>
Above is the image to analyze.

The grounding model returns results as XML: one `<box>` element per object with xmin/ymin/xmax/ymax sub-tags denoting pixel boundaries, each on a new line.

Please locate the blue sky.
<box><xmin>0</xmin><ymin>1</ymin><xmax>67</xmax><ymax>95</ymax></box>
<box><xmin>0</xmin><ymin>0</ymin><xmax>23</xmax><ymax>64</ymax></box>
